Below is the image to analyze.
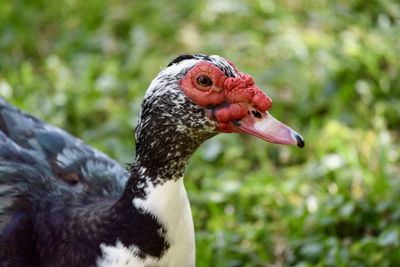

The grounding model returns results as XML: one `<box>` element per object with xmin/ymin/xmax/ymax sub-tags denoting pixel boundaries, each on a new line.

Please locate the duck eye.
<box><xmin>196</xmin><ymin>75</ymin><xmax>213</xmax><ymax>87</ymax></box>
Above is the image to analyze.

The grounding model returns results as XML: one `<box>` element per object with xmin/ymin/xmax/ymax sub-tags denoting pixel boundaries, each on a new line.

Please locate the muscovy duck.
<box><xmin>0</xmin><ymin>54</ymin><xmax>304</xmax><ymax>267</ymax></box>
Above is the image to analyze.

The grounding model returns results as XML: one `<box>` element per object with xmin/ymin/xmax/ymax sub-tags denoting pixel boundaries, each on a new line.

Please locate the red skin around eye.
<box><xmin>180</xmin><ymin>61</ymin><xmax>272</xmax><ymax>126</ymax></box>
<box><xmin>180</xmin><ymin>62</ymin><xmax>226</xmax><ymax>107</ymax></box>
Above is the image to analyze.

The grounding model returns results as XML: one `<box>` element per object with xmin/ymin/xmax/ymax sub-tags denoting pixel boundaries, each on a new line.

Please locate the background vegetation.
<box><xmin>1</xmin><ymin>0</ymin><xmax>400</xmax><ymax>266</ymax></box>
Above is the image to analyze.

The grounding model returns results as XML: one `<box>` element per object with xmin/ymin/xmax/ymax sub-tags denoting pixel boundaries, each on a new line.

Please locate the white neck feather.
<box><xmin>133</xmin><ymin>178</ymin><xmax>195</xmax><ymax>267</ymax></box>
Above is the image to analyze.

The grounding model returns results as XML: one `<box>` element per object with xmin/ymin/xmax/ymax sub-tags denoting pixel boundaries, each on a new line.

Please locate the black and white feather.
<box><xmin>0</xmin><ymin>54</ymin><xmax>239</xmax><ymax>267</ymax></box>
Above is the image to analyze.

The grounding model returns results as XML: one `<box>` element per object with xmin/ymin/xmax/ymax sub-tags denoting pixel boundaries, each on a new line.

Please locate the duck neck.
<box><xmin>106</xmin><ymin>152</ymin><xmax>196</xmax><ymax>264</ymax></box>
<box><xmin>120</xmin><ymin>124</ymin><xmax>210</xmax><ymax>204</ymax></box>
<box><xmin>131</xmin><ymin>133</ymin><xmax>198</xmax><ymax>196</ymax></box>
<box><xmin>111</xmin><ymin>131</ymin><xmax>201</xmax><ymax>262</ymax></box>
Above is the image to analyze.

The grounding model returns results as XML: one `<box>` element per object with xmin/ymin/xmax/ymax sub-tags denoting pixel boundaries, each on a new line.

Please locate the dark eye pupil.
<box><xmin>196</xmin><ymin>76</ymin><xmax>213</xmax><ymax>87</ymax></box>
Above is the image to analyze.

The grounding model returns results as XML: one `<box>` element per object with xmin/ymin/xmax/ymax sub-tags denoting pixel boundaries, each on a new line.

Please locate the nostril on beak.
<box><xmin>295</xmin><ymin>134</ymin><xmax>305</xmax><ymax>148</ymax></box>
<box><xmin>251</xmin><ymin>110</ymin><xmax>262</xmax><ymax>119</ymax></box>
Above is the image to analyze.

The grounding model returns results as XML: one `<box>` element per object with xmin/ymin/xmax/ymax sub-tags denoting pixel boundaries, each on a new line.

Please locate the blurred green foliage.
<box><xmin>1</xmin><ymin>0</ymin><xmax>400</xmax><ymax>266</ymax></box>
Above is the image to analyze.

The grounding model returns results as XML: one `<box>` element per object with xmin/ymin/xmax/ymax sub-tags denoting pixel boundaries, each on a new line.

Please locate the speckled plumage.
<box><xmin>0</xmin><ymin>55</ymin><xmax>239</xmax><ymax>267</ymax></box>
<box><xmin>0</xmin><ymin>54</ymin><xmax>304</xmax><ymax>267</ymax></box>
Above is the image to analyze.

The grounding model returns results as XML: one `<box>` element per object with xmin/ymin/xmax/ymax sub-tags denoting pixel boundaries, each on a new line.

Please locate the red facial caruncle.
<box><xmin>179</xmin><ymin>59</ymin><xmax>304</xmax><ymax>148</ymax></box>
<box><xmin>180</xmin><ymin>61</ymin><xmax>271</xmax><ymax>130</ymax></box>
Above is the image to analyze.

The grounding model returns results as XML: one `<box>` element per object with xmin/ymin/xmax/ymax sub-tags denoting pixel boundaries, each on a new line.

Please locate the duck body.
<box><xmin>0</xmin><ymin>54</ymin><xmax>303</xmax><ymax>267</ymax></box>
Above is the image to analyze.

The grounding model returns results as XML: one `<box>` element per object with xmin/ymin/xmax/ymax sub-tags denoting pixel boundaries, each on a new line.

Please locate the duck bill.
<box><xmin>228</xmin><ymin>112</ymin><xmax>305</xmax><ymax>148</ymax></box>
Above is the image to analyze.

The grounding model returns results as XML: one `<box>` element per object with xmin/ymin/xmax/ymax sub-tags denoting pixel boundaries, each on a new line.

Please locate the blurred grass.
<box><xmin>1</xmin><ymin>0</ymin><xmax>400</xmax><ymax>266</ymax></box>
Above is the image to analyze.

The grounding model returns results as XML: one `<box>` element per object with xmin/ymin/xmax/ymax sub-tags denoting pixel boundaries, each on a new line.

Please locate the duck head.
<box><xmin>136</xmin><ymin>54</ymin><xmax>304</xmax><ymax>160</ymax></box>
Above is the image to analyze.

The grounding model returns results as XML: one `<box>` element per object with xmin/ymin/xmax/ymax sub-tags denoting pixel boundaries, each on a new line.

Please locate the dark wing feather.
<box><xmin>0</xmin><ymin>98</ymin><xmax>129</xmax><ymax>228</ymax></box>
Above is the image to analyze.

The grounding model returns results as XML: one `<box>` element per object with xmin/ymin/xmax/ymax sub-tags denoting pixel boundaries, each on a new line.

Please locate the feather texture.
<box><xmin>0</xmin><ymin>54</ymin><xmax>298</xmax><ymax>267</ymax></box>
<box><xmin>0</xmin><ymin>98</ymin><xmax>129</xmax><ymax>262</ymax></box>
